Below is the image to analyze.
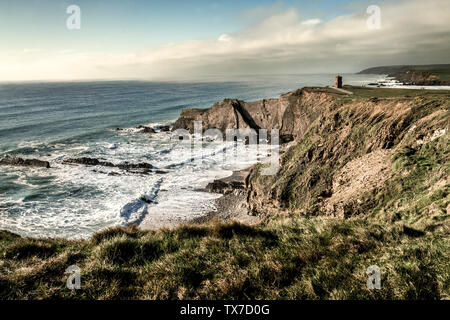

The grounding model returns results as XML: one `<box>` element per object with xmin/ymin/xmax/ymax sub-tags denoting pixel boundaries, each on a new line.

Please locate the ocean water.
<box><xmin>0</xmin><ymin>74</ymin><xmax>381</xmax><ymax>238</ymax></box>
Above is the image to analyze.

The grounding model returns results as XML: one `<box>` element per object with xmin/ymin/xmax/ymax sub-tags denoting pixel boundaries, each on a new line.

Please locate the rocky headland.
<box><xmin>173</xmin><ymin>85</ymin><xmax>449</xmax><ymax>223</ymax></box>
<box><xmin>359</xmin><ymin>64</ymin><xmax>450</xmax><ymax>86</ymax></box>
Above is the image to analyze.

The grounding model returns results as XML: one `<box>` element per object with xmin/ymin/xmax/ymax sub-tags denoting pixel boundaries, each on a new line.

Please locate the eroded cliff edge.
<box><xmin>173</xmin><ymin>86</ymin><xmax>450</xmax><ymax>223</ymax></box>
<box><xmin>173</xmin><ymin>87</ymin><xmax>341</xmax><ymax>143</ymax></box>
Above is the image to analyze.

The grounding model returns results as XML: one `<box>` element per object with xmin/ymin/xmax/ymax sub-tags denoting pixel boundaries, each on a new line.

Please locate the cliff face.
<box><xmin>247</xmin><ymin>88</ymin><xmax>450</xmax><ymax>221</ymax></box>
<box><xmin>172</xmin><ymin>88</ymin><xmax>342</xmax><ymax>141</ymax></box>
<box><xmin>172</xmin><ymin>86</ymin><xmax>449</xmax><ymax>225</ymax></box>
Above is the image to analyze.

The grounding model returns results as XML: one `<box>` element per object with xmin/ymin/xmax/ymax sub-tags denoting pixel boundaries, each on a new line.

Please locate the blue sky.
<box><xmin>0</xmin><ymin>0</ymin><xmax>360</xmax><ymax>53</ymax></box>
<box><xmin>0</xmin><ymin>0</ymin><xmax>448</xmax><ymax>81</ymax></box>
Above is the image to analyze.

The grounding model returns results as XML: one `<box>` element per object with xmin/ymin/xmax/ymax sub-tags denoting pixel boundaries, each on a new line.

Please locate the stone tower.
<box><xmin>334</xmin><ymin>75</ymin><xmax>343</xmax><ymax>88</ymax></box>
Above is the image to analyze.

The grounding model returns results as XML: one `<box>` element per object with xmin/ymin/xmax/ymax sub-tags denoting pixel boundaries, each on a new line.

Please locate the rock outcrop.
<box><xmin>63</xmin><ymin>157</ymin><xmax>154</xmax><ymax>174</ymax></box>
<box><xmin>205</xmin><ymin>169</ymin><xmax>249</xmax><ymax>194</ymax></box>
<box><xmin>116</xmin><ymin>125</ymin><xmax>156</xmax><ymax>133</ymax></box>
<box><xmin>64</xmin><ymin>157</ymin><xmax>114</xmax><ymax>167</ymax></box>
<box><xmin>172</xmin><ymin>88</ymin><xmax>340</xmax><ymax>142</ymax></box>
<box><xmin>0</xmin><ymin>156</ymin><xmax>50</xmax><ymax>168</ymax></box>
<box><xmin>136</xmin><ymin>125</ymin><xmax>156</xmax><ymax>133</ymax></box>
<box><xmin>158</xmin><ymin>125</ymin><xmax>171</xmax><ymax>132</ymax></box>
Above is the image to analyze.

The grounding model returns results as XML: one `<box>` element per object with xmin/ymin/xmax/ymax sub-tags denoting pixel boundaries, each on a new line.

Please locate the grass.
<box><xmin>345</xmin><ymin>86</ymin><xmax>450</xmax><ymax>99</ymax></box>
<box><xmin>1</xmin><ymin>215</ymin><xmax>448</xmax><ymax>300</ymax></box>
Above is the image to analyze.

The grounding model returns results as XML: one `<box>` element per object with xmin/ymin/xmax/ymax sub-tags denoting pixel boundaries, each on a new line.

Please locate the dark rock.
<box><xmin>206</xmin><ymin>180</ymin><xmax>231</xmax><ymax>194</ymax></box>
<box><xmin>136</xmin><ymin>125</ymin><xmax>156</xmax><ymax>133</ymax></box>
<box><xmin>63</xmin><ymin>157</ymin><xmax>154</xmax><ymax>174</ymax></box>
<box><xmin>117</xmin><ymin>162</ymin><xmax>153</xmax><ymax>170</ymax></box>
<box><xmin>206</xmin><ymin>170</ymin><xmax>248</xmax><ymax>194</ymax></box>
<box><xmin>127</xmin><ymin>169</ymin><xmax>152</xmax><ymax>175</ymax></box>
<box><xmin>64</xmin><ymin>157</ymin><xmax>114</xmax><ymax>167</ymax></box>
<box><xmin>280</xmin><ymin>134</ymin><xmax>294</xmax><ymax>144</ymax></box>
<box><xmin>140</xmin><ymin>197</ymin><xmax>153</xmax><ymax>204</ymax></box>
<box><xmin>206</xmin><ymin>179</ymin><xmax>246</xmax><ymax>194</ymax></box>
<box><xmin>159</xmin><ymin>125</ymin><xmax>171</xmax><ymax>132</ymax></box>
<box><xmin>0</xmin><ymin>156</ymin><xmax>50</xmax><ymax>168</ymax></box>
<box><xmin>155</xmin><ymin>170</ymin><xmax>169</xmax><ymax>174</ymax></box>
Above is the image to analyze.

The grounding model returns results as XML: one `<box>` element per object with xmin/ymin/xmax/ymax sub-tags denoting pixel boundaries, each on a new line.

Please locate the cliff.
<box><xmin>171</xmin><ymin>85</ymin><xmax>450</xmax><ymax>229</ymax></box>
<box><xmin>173</xmin><ymin>88</ymin><xmax>342</xmax><ymax>143</ymax></box>
<box><xmin>247</xmin><ymin>87</ymin><xmax>450</xmax><ymax>220</ymax></box>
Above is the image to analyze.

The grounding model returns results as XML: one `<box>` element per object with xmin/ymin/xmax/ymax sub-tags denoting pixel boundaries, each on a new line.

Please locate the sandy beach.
<box><xmin>139</xmin><ymin>167</ymin><xmax>260</xmax><ymax>230</ymax></box>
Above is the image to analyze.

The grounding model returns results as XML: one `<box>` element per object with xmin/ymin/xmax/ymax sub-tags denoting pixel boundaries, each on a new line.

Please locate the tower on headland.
<box><xmin>334</xmin><ymin>75</ymin><xmax>343</xmax><ymax>88</ymax></box>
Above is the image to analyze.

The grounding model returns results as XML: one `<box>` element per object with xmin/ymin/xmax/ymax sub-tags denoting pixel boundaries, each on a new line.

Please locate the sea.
<box><xmin>0</xmin><ymin>73</ymin><xmax>383</xmax><ymax>238</ymax></box>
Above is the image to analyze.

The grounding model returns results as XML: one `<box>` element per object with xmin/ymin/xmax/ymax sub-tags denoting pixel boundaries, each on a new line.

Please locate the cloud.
<box><xmin>301</xmin><ymin>19</ymin><xmax>321</xmax><ymax>26</ymax></box>
<box><xmin>217</xmin><ymin>34</ymin><xmax>232</xmax><ymax>42</ymax></box>
<box><xmin>1</xmin><ymin>0</ymin><xmax>449</xmax><ymax>81</ymax></box>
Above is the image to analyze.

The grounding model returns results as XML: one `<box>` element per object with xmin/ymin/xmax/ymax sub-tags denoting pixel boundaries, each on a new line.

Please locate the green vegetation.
<box><xmin>345</xmin><ymin>86</ymin><xmax>450</xmax><ymax>99</ymax></box>
<box><xmin>1</xmin><ymin>214</ymin><xmax>448</xmax><ymax>299</ymax></box>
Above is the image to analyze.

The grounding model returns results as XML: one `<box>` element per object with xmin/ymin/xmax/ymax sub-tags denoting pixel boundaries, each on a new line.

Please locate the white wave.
<box><xmin>1</xmin><ymin>128</ymin><xmax>267</xmax><ymax>238</ymax></box>
<box><xmin>120</xmin><ymin>178</ymin><xmax>163</xmax><ymax>225</ymax></box>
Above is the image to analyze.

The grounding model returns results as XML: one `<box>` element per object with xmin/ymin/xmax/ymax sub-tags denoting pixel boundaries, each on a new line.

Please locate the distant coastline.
<box><xmin>359</xmin><ymin>64</ymin><xmax>450</xmax><ymax>86</ymax></box>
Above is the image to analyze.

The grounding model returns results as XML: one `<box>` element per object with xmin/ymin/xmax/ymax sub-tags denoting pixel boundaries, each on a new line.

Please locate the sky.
<box><xmin>0</xmin><ymin>0</ymin><xmax>449</xmax><ymax>81</ymax></box>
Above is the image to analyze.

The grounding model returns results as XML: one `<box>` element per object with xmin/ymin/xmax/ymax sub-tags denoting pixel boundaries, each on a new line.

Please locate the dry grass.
<box><xmin>1</xmin><ymin>213</ymin><xmax>448</xmax><ymax>300</ymax></box>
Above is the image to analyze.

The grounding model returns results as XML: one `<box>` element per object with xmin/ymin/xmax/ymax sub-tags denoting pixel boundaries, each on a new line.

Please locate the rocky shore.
<box><xmin>168</xmin><ymin>85</ymin><xmax>450</xmax><ymax>224</ymax></box>
<box><xmin>390</xmin><ymin>70</ymin><xmax>450</xmax><ymax>86</ymax></box>
<box><xmin>166</xmin><ymin>88</ymin><xmax>336</xmax><ymax>227</ymax></box>
<box><xmin>194</xmin><ymin>169</ymin><xmax>260</xmax><ymax>225</ymax></box>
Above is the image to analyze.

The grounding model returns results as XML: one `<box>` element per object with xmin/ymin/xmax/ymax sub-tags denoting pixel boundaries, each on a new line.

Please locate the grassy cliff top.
<box><xmin>304</xmin><ymin>86</ymin><xmax>450</xmax><ymax>99</ymax></box>
<box><xmin>345</xmin><ymin>85</ymin><xmax>450</xmax><ymax>98</ymax></box>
